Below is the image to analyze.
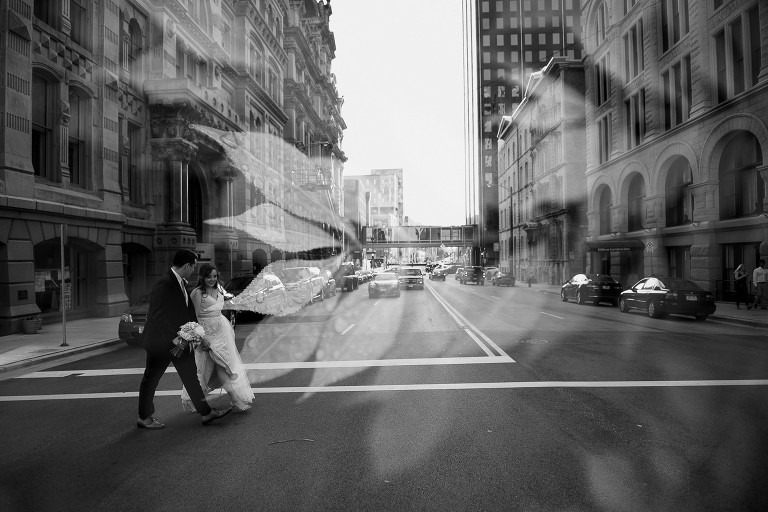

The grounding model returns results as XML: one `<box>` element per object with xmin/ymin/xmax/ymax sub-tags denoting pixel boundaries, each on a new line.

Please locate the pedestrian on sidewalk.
<box><xmin>734</xmin><ymin>263</ymin><xmax>750</xmax><ymax>309</ymax></box>
<box><xmin>136</xmin><ymin>249</ymin><xmax>232</xmax><ymax>430</ymax></box>
<box><xmin>752</xmin><ymin>259</ymin><xmax>768</xmax><ymax>310</ymax></box>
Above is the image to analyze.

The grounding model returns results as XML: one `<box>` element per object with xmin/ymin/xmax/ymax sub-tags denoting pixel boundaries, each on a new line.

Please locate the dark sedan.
<box><xmin>368</xmin><ymin>272</ymin><xmax>401</xmax><ymax>298</ymax></box>
<box><xmin>492</xmin><ymin>272</ymin><xmax>516</xmax><ymax>287</ymax></box>
<box><xmin>118</xmin><ymin>297</ymin><xmax>149</xmax><ymax>345</ymax></box>
<box><xmin>619</xmin><ymin>276</ymin><xmax>716</xmax><ymax>321</ymax></box>
<box><xmin>561</xmin><ymin>273</ymin><xmax>623</xmax><ymax>306</ymax></box>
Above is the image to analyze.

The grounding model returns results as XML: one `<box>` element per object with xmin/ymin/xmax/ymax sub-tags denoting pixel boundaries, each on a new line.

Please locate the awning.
<box><xmin>585</xmin><ymin>239</ymin><xmax>645</xmax><ymax>252</ymax></box>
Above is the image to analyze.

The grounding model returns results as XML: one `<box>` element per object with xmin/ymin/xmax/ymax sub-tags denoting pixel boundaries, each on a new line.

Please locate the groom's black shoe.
<box><xmin>201</xmin><ymin>407</ymin><xmax>232</xmax><ymax>426</ymax></box>
<box><xmin>137</xmin><ymin>416</ymin><xmax>165</xmax><ymax>430</ymax></box>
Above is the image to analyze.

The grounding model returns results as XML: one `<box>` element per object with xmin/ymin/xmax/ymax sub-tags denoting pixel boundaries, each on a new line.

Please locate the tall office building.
<box><xmin>463</xmin><ymin>0</ymin><xmax>583</xmax><ymax>266</ymax></box>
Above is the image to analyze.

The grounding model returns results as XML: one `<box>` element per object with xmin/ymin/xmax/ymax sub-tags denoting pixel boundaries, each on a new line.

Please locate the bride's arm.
<box><xmin>190</xmin><ymin>288</ymin><xmax>203</xmax><ymax>316</ymax></box>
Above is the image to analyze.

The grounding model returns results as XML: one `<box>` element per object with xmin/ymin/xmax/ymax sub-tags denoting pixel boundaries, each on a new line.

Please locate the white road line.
<box><xmin>540</xmin><ymin>312</ymin><xmax>565</xmax><ymax>320</ymax></box>
<box><xmin>426</xmin><ymin>284</ymin><xmax>514</xmax><ymax>361</ymax></box>
<box><xmin>340</xmin><ymin>324</ymin><xmax>355</xmax><ymax>335</ymax></box>
<box><xmin>18</xmin><ymin>356</ymin><xmax>515</xmax><ymax>378</ymax></box>
<box><xmin>490</xmin><ymin>295</ymin><xmax>501</xmax><ymax>300</ymax></box>
<box><xmin>2</xmin><ymin>379</ymin><xmax>767</xmax><ymax>401</ymax></box>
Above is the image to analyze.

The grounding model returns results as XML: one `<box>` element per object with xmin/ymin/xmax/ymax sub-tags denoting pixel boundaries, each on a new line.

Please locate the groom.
<box><xmin>137</xmin><ymin>249</ymin><xmax>232</xmax><ymax>429</ymax></box>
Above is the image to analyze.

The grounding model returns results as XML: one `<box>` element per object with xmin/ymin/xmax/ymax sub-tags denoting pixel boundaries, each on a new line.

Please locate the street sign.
<box><xmin>60</xmin><ymin>283</ymin><xmax>72</xmax><ymax>311</ymax></box>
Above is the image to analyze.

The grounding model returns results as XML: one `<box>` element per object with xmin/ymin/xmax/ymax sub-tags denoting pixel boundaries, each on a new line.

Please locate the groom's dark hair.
<box><xmin>173</xmin><ymin>249</ymin><xmax>198</xmax><ymax>268</ymax></box>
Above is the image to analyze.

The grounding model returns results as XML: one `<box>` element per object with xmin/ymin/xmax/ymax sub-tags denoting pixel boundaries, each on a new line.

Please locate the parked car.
<box><xmin>483</xmin><ymin>267</ymin><xmax>499</xmax><ymax>283</ymax></box>
<box><xmin>335</xmin><ymin>263</ymin><xmax>358</xmax><ymax>291</ymax></box>
<box><xmin>492</xmin><ymin>272</ymin><xmax>516</xmax><ymax>287</ymax></box>
<box><xmin>431</xmin><ymin>264</ymin><xmax>460</xmax><ymax>280</ymax></box>
<box><xmin>561</xmin><ymin>273</ymin><xmax>623</xmax><ymax>306</ymax></box>
<box><xmin>399</xmin><ymin>267</ymin><xmax>425</xmax><ymax>290</ymax></box>
<box><xmin>118</xmin><ymin>296</ymin><xmax>150</xmax><ymax>345</ymax></box>
<box><xmin>368</xmin><ymin>272</ymin><xmax>401</xmax><ymax>298</ymax></box>
<box><xmin>280</xmin><ymin>266</ymin><xmax>325</xmax><ymax>305</ymax></box>
<box><xmin>460</xmin><ymin>266</ymin><xmax>485</xmax><ymax>285</ymax></box>
<box><xmin>321</xmin><ymin>269</ymin><xmax>337</xmax><ymax>298</ymax></box>
<box><xmin>619</xmin><ymin>276</ymin><xmax>716</xmax><ymax>321</ymax></box>
<box><xmin>455</xmin><ymin>267</ymin><xmax>466</xmax><ymax>280</ymax></box>
<box><xmin>222</xmin><ymin>272</ymin><xmax>289</xmax><ymax>324</ymax></box>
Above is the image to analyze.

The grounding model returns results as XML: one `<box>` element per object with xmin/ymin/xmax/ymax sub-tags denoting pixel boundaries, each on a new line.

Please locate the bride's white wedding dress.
<box><xmin>181</xmin><ymin>292</ymin><xmax>254</xmax><ymax>411</ymax></box>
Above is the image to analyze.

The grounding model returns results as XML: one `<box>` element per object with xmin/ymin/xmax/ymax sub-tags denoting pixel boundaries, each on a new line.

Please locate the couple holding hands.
<box><xmin>137</xmin><ymin>249</ymin><xmax>254</xmax><ymax>430</ymax></box>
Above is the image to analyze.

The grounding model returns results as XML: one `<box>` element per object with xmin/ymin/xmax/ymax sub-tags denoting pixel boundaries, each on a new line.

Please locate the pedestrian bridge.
<box><xmin>362</xmin><ymin>225</ymin><xmax>477</xmax><ymax>248</ymax></box>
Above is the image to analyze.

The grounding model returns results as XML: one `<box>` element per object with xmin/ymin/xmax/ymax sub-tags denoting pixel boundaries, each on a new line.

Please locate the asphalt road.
<box><xmin>1</xmin><ymin>278</ymin><xmax>766</xmax><ymax>511</ymax></box>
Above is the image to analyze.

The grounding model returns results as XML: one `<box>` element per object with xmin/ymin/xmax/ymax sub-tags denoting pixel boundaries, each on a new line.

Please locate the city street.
<box><xmin>1</xmin><ymin>280</ymin><xmax>767</xmax><ymax>511</ymax></box>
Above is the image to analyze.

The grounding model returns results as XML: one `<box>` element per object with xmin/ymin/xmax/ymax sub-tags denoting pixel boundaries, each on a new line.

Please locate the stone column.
<box><xmin>150</xmin><ymin>138</ymin><xmax>196</xmax><ymax>225</ymax></box>
<box><xmin>59</xmin><ymin>97</ymin><xmax>71</xmax><ymax>183</ymax></box>
<box><xmin>759</xmin><ymin>166</ymin><xmax>768</xmax><ymax>213</ymax></box>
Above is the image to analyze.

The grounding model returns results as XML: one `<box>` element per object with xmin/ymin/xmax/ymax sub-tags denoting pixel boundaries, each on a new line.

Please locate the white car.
<box><xmin>280</xmin><ymin>266</ymin><xmax>325</xmax><ymax>305</ymax></box>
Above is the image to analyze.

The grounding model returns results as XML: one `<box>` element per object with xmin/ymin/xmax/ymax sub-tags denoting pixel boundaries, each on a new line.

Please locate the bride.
<box><xmin>181</xmin><ymin>263</ymin><xmax>254</xmax><ymax>413</ymax></box>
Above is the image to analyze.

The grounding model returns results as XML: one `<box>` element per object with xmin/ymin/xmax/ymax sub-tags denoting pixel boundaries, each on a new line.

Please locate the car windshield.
<box><xmin>403</xmin><ymin>269</ymin><xmax>421</xmax><ymax>275</ymax></box>
<box><xmin>281</xmin><ymin>268</ymin><xmax>307</xmax><ymax>282</ymax></box>
<box><xmin>375</xmin><ymin>273</ymin><xmax>398</xmax><ymax>282</ymax></box>
<box><xmin>586</xmin><ymin>274</ymin><xmax>619</xmax><ymax>283</ymax></box>
<box><xmin>658</xmin><ymin>278</ymin><xmax>704</xmax><ymax>291</ymax></box>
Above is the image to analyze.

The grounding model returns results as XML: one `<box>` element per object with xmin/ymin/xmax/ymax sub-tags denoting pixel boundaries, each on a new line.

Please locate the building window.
<box><xmin>128</xmin><ymin>20</ymin><xmax>143</xmax><ymax>91</ymax></box>
<box><xmin>665</xmin><ymin>157</ymin><xmax>692</xmax><ymax>226</ymax></box>
<box><xmin>719</xmin><ymin>132</ymin><xmax>764</xmax><ymax>219</ymax></box>
<box><xmin>627</xmin><ymin>174</ymin><xmax>646</xmax><ymax>231</ymax></box>
<box><xmin>714</xmin><ymin>6</ymin><xmax>761</xmax><ymax>104</ymax></box>
<box><xmin>623</xmin><ymin>20</ymin><xmax>644</xmax><ymax>82</ymax></box>
<box><xmin>32</xmin><ymin>73</ymin><xmax>56</xmax><ymax>181</ymax></box>
<box><xmin>662</xmin><ymin>55</ymin><xmax>691</xmax><ymax>130</ymax></box>
<box><xmin>624</xmin><ymin>89</ymin><xmax>645</xmax><ymax>149</ymax></box>
<box><xmin>70</xmin><ymin>0</ymin><xmax>88</xmax><ymax>49</ymax></box>
<box><xmin>596</xmin><ymin>53</ymin><xmax>611</xmax><ymax>106</ymax></box>
<box><xmin>597</xmin><ymin>114</ymin><xmax>612</xmax><ymax>164</ymax></box>
<box><xmin>713</xmin><ymin>0</ymin><xmax>724</xmax><ymax>10</ymax></box>
<box><xmin>661</xmin><ymin>0</ymin><xmax>689</xmax><ymax>53</ymax></box>
<box><xmin>624</xmin><ymin>0</ymin><xmax>638</xmax><ymax>15</ymax></box>
<box><xmin>127</xmin><ymin>123</ymin><xmax>142</xmax><ymax>204</ymax></box>
<box><xmin>175</xmin><ymin>39</ymin><xmax>185</xmax><ymax>78</ymax></box>
<box><xmin>68</xmin><ymin>90</ymin><xmax>89</xmax><ymax>188</ymax></box>
<box><xmin>595</xmin><ymin>2</ymin><xmax>607</xmax><ymax>45</ymax></box>
<box><xmin>34</xmin><ymin>0</ymin><xmax>55</xmax><ymax>27</ymax></box>
<box><xmin>598</xmin><ymin>186</ymin><xmax>612</xmax><ymax>235</ymax></box>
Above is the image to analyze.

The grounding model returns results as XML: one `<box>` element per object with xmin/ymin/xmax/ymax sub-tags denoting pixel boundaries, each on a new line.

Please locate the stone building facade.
<box><xmin>498</xmin><ymin>57</ymin><xmax>587</xmax><ymax>284</ymax></box>
<box><xmin>0</xmin><ymin>0</ymin><xmax>345</xmax><ymax>334</ymax></box>
<box><xmin>580</xmin><ymin>0</ymin><xmax>768</xmax><ymax>294</ymax></box>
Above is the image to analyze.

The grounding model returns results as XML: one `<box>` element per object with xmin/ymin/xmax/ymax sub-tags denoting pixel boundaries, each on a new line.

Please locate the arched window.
<box><xmin>32</xmin><ymin>72</ymin><xmax>56</xmax><ymax>181</ymax></box>
<box><xmin>627</xmin><ymin>174</ymin><xmax>646</xmax><ymax>231</ymax></box>
<box><xmin>598</xmin><ymin>186</ymin><xmax>612</xmax><ymax>235</ymax></box>
<box><xmin>595</xmin><ymin>2</ymin><xmax>607</xmax><ymax>45</ymax></box>
<box><xmin>719</xmin><ymin>132</ymin><xmax>764</xmax><ymax>219</ymax></box>
<box><xmin>128</xmin><ymin>20</ymin><xmax>143</xmax><ymax>91</ymax></box>
<box><xmin>665</xmin><ymin>158</ymin><xmax>691</xmax><ymax>226</ymax></box>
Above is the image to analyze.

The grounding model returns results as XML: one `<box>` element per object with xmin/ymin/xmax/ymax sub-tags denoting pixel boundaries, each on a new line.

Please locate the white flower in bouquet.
<box><xmin>171</xmin><ymin>322</ymin><xmax>207</xmax><ymax>357</ymax></box>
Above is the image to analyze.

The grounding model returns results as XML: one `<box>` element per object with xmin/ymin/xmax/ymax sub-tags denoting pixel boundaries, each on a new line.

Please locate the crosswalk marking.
<box><xmin>2</xmin><ymin>379</ymin><xmax>767</xmax><ymax>402</ymax></box>
<box><xmin>17</xmin><ymin>356</ymin><xmax>515</xmax><ymax>378</ymax></box>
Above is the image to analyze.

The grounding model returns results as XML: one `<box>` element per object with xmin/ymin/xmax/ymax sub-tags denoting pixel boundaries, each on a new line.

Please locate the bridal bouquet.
<box><xmin>171</xmin><ymin>322</ymin><xmax>207</xmax><ymax>357</ymax></box>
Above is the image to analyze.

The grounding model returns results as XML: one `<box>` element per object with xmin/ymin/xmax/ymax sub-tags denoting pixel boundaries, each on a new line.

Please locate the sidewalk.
<box><xmin>0</xmin><ymin>286</ymin><xmax>765</xmax><ymax>374</ymax></box>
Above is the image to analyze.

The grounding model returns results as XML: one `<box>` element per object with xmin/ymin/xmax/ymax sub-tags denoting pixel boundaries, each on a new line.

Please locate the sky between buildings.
<box><xmin>330</xmin><ymin>0</ymin><xmax>468</xmax><ymax>227</ymax></box>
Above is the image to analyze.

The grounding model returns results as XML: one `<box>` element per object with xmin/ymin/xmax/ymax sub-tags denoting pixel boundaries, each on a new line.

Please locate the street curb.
<box><xmin>0</xmin><ymin>338</ymin><xmax>124</xmax><ymax>373</ymax></box>
<box><xmin>533</xmin><ymin>287</ymin><xmax>768</xmax><ymax>329</ymax></box>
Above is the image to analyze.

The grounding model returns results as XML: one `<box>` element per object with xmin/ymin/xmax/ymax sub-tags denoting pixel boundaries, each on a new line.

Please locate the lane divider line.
<box><xmin>540</xmin><ymin>312</ymin><xmax>565</xmax><ymax>320</ymax></box>
<box><xmin>426</xmin><ymin>282</ymin><xmax>515</xmax><ymax>361</ymax></box>
<box><xmin>3</xmin><ymin>379</ymin><xmax>767</xmax><ymax>401</ymax></box>
<box><xmin>340</xmin><ymin>324</ymin><xmax>355</xmax><ymax>336</ymax></box>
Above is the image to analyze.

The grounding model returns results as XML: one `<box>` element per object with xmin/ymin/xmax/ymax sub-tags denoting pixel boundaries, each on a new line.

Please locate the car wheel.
<box><xmin>561</xmin><ymin>290</ymin><xmax>568</xmax><ymax>302</ymax></box>
<box><xmin>695</xmin><ymin>313</ymin><xmax>708</xmax><ymax>321</ymax></box>
<box><xmin>576</xmin><ymin>290</ymin><xmax>585</xmax><ymax>305</ymax></box>
<box><xmin>647</xmin><ymin>301</ymin><xmax>661</xmax><ymax>318</ymax></box>
<box><xmin>619</xmin><ymin>298</ymin><xmax>629</xmax><ymax>312</ymax></box>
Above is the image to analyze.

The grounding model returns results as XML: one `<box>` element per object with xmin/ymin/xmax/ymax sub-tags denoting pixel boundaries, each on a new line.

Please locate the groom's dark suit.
<box><xmin>138</xmin><ymin>270</ymin><xmax>212</xmax><ymax>419</ymax></box>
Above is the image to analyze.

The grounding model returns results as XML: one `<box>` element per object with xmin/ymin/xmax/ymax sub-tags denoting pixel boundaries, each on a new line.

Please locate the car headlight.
<box><xmin>120</xmin><ymin>313</ymin><xmax>132</xmax><ymax>322</ymax></box>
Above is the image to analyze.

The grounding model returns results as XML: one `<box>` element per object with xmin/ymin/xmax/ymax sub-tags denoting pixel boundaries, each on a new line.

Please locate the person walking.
<box><xmin>734</xmin><ymin>263</ymin><xmax>750</xmax><ymax>309</ymax></box>
<box><xmin>752</xmin><ymin>259</ymin><xmax>768</xmax><ymax>310</ymax></box>
<box><xmin>137</xmin><ymin>249</ymin><xmax>232</xmax><ymax>429</ymax></box>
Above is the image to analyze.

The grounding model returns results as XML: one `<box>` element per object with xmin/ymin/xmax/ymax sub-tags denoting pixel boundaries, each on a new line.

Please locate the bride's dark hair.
<box><xmin>195</xmin><ymin>263</ymin><xmax>221</xmax><ymax>295</ymax></box>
